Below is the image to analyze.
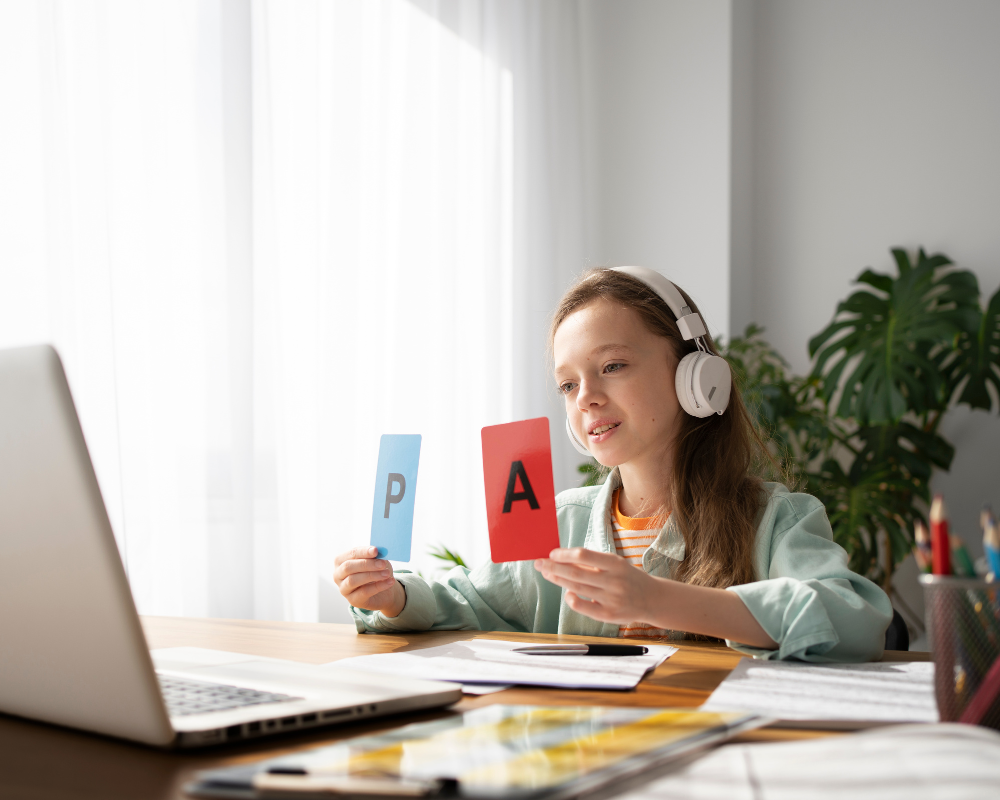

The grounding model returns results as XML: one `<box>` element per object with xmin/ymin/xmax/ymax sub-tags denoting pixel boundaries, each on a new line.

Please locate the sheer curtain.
<box><xmin>0</xmin><ymin>0</ymin><xmax>587</xmax><ymax>622</ymax></box>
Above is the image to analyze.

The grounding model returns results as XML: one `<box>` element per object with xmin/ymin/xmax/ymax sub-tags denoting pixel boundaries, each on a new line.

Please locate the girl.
<box><xmin>333</xmin><ymin>267</ymin><xmax>892</xmax><ymax>661</ymax></box>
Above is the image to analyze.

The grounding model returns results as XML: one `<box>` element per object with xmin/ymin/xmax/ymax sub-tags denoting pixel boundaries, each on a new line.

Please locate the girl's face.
<box><xmin>553</xmin><ymin>299</ymin><xmax>683</xmax><ymax>469</ymax></box>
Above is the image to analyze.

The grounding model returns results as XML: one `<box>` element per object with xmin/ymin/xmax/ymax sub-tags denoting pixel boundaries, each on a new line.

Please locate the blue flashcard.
<box><xmin>369</xmin><ymin>434</ymin><xmax>421</xmax><ymax>561</ymax></box>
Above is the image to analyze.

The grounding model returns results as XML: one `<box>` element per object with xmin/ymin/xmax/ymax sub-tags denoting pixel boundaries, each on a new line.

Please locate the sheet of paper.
<box><xmin>459</xmin><ymin>683</ymin><xmax>513</xmax><ymax>695</ymax></box>
<box><xmin>323</xmin><ymin>639</ymin><xmax>677</xmax><ymax>690</ymax></box>
<box><xmin>615</xmin><ymin>723</ymin><xmax>1000</xmax><ymax>800</ymax></box>
<box><xmin>152</xmin><ymin>647</ymin><xmax>508</xmax><ymax>696</ymax></box>
<box><xmin>370</xmin><ymin>434</ymin><xmax>421</xmax><ymax>561</ymax></box>
<box><xmin>701</xmin><ymin>659</ymin><xmax>939</xmax><ymax>724</ymax></box>
<box><xmin>481</xmin><ymin>418</ymin><xmax>560</xmax><ymax>562</ymax></box>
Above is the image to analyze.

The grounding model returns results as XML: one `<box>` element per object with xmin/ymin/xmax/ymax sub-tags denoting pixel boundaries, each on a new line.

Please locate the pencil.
<box><xmin>913</xmin><ymin>520</ymin><xmax>932</xmax><ymax>574</ymax></box>
<box><xmin>951</xmin><ymin>535</ymin><xmax>977</xmax><ymax>578</ymax></box>
<box><xmin>930</xmin><ymin>495</ymin><xmax>951</xmax><ymax>576</ymax></box>
<box><xmin>958</xmin><ymin>652</ymin><xmax>1000</xmax><ymax>726</ymax></box>
<box><xmin>984</xmin><ymin>516</ymin><xmax>1000</xmax><ymax>581</ymax></box>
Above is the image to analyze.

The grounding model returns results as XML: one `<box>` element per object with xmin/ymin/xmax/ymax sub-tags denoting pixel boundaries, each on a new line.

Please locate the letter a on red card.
<box><xmin>481</xmin><ymin>417</ymin><xmax>560</xmax><ymax>562</ymax></box>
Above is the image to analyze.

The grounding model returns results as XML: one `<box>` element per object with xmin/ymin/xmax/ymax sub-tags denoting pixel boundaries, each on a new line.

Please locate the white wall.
<box><xmin>748</xmin><ymin>0</ymin><xmax>1000</xmax><ymax>563</ymax></box>
<box><xmin>741</xmin><ymin>1</ymin><xmax>1000</xmax><ymax>633</ymax></box>
<box><xmin>580</xmin><ymin>0</ymin><xmax>734</xmax><ymax>342</ymax></box>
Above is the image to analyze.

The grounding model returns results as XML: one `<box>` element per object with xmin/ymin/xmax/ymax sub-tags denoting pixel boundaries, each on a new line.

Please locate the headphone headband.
<box><xmin>611</xmin><ymin>266</ymin><xmax>707</xmax><ymax>341</ymax></box>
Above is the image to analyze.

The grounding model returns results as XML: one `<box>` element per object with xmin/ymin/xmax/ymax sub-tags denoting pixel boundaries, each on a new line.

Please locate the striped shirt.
<box><xmin>611</xmin><ymin>489</ymin><xmax>679</xmax><ymax>640</ymax></box>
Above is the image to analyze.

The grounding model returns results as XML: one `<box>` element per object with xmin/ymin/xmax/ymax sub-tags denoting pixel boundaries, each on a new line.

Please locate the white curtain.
<box><xmin>0</xmin><ymin>0</ymin><xmax>587</xmax><ymax>622</ymax></box>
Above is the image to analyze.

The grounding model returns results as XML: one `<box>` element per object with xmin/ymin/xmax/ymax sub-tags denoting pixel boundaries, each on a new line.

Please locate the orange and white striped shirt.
<box><xmin>611</xmin><ymin>489</ymin><xmax>679</xmax><ymax>641</ymax></box>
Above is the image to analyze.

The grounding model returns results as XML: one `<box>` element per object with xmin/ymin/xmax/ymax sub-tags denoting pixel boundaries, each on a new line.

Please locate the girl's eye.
<box><xmin>604</xmin><ymin>362</ymin><xmax>625</xmax><ymax>374</ymax></box>
<box><xmin>559</xmin><ymin>382</ymin><xmax>576</xmax><ymax>395</ymax></box>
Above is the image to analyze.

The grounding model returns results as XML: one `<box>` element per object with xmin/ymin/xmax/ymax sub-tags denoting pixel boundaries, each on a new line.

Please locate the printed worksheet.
<box><xmin>323</xmin><ymin>638</ymin><xmax>677</xmax><ymax>690</ymax></box>
<box><xmin>701</xmin><ymin>659</ymin><xmax>938</xmax><ymax>724</ymax></box>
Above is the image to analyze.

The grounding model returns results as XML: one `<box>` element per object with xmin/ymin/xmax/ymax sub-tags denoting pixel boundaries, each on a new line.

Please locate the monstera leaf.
<box><xmin>936</xmin><ymin>284</ymin><xmax>1000</xmax><ymax>411</ymax></box>
<box><xmin>809</xmin><ymin>249</ymin><xmax>980</xmax><ymax>425</ymax></box>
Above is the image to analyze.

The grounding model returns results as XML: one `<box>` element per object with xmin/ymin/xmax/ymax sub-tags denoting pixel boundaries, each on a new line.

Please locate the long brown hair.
<box><xmin>550</xmin><ymin>268</ymin><xmax>769</xmax><ymax>590</ymax></box>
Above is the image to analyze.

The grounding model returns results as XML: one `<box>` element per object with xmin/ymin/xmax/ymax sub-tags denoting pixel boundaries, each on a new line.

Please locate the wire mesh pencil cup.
<box><xmin>920</xmin><ymin>575</ymin><xmax>1000</xmax><ymax>729</ymax></box>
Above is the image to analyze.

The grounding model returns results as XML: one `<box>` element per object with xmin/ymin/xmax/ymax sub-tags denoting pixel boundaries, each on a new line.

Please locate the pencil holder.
<box><xmin>920</xmin><ymin>575</ymin><xmax>1000</xmax><ymax>730</ymax></box>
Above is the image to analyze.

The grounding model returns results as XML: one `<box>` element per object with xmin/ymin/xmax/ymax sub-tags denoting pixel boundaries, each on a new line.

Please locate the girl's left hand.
<box><xmin>534</xmin><ymin>548</ymin><xmax>659</xmax><ymax>625</ymax></box>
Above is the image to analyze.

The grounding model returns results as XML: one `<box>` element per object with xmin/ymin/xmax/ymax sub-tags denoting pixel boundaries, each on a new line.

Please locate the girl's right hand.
<box><xmin>333</xmin><ymin>547</ymin><xmax>406</xmax><ymax>617</ymax></box>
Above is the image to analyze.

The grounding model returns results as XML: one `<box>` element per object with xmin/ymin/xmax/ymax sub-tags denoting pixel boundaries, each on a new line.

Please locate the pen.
<box><xmin>512</xmin><ymin>644</ymin><xmax>648</xmax><ymax>656</ymax></box>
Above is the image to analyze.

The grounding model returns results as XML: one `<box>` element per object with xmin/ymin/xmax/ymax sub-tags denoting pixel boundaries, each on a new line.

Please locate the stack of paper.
<box><xmin>324</xmin><ymin>638</ymin><xmax>677</xmax><ymax>690</ymax></box>
<box><xmin>616</xmin><ymin>723</ymin><xmax>1000</xmax><ymax>800</ymax></box>
<box><xmin>701</xmin><ymin>659</ymin><xmax>938</xmax><ymax>726</ymax></box>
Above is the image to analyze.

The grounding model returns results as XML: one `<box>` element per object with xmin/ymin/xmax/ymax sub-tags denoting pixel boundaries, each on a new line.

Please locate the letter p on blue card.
<box><xmin>370</xmin><ymin>434</ymin><xmax>421</xmax><ymax>562</ymax></box>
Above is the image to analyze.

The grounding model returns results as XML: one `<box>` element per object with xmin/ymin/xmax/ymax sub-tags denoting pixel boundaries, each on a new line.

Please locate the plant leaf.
<box><xmin>577</xmin><ymin>459</ymin><xmax>606</xmax><ymax>487</ymax></box>
<box><xmin>428</xmin><ymin>544</ymin><xmax>468</xmax><ymax>569</ymax></box>
<box><xmin>939</xmin><ymin>284</ymin><xmax>1000</xmax><ymax>411</ymax></box>
<box><xmin>809</xmin><ymin>248</ymin><xmax>979</xmax><ymax>424</ymax></box>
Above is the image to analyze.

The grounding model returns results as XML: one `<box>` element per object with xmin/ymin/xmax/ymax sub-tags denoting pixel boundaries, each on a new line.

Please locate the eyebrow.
<box><xmin>589</xmin><ymin>343</ymin><xmax>632</xmax><ymax>356</ymax></box>
<box><xmin>554</xmin><ymin>343</ymin><xmax>633</xmax><ymax>377</ymax></box>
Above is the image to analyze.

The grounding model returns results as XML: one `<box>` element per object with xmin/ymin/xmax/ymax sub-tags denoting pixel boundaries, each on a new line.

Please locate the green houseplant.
<box><xmin>736</xmin><ymin>248</ymin><xmax>1000</xmax><ymax>589</ymax></box>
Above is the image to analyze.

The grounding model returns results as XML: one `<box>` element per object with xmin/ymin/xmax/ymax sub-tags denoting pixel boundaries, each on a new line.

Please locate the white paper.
<box><xmin>616</xmin><ymin>723</ymin><xmax>1000</xmax><ymax>800</ymax></box>
<box><xmin>323</xmin><ymin>639</ymin><xmax>677</xmax><ymax>690</ymax></box>
<box><xmin>701</xmin><ymin>659</ymin><xmax>938</xmax><ymax>723</ymax></box>
<box><xmin>458</xmin><ymin>683</ymin><xmax>513</xmax><ymax>695</ymax></box>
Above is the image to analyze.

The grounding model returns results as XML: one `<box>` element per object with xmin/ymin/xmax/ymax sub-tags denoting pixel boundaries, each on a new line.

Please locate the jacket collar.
<box><xmin>587</xmin><ymin>467</ymin><xmax>686</xmax><ymax>562</ymax></box>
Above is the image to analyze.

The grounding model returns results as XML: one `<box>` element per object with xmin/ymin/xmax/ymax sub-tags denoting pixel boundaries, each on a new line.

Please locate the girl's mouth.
<box><xmin>588</xmin><ymin>421</ymin><xmax>621</xmax><ymax>442</ymax></box>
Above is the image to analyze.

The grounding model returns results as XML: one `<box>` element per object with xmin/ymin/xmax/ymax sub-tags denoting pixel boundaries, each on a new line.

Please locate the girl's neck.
<box><xmin>616</xmin><ymin>459</ymin><xmax>671</xmax><ymax>518</ymax></box>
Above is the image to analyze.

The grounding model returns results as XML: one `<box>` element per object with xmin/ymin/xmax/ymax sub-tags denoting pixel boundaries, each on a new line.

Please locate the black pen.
<box><xmin>512</xmin><ymin>644</ymin><xmax>648</xmax><ymax>656</ymax></box>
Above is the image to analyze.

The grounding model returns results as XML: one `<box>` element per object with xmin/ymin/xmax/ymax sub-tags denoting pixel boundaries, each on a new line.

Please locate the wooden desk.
<box><xmin>0</xmin><ymin>617</ymin><xmax>928</xmax><ymax>800</ymax></box>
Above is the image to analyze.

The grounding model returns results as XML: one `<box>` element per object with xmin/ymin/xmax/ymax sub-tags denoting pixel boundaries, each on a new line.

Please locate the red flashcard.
<box><xmin>481</xmin><ymin>417</ymin><xmax>560</xmax><ymax>563</ymax></box>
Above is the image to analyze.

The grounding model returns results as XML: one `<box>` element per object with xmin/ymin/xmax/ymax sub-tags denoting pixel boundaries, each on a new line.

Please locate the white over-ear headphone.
<box><xmin>565</xmin><ymin>266</ymin><xmax>732</xmax><ymax>456</ymax></box>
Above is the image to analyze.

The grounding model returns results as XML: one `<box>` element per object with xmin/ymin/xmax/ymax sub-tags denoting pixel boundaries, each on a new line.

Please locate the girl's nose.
<box><xmin>576</xmin><ymin>379</ymin><xmax>604</xmax><ymax>409</ymax></box>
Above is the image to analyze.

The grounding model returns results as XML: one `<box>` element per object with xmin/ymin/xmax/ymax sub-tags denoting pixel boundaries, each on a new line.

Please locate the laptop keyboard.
<box><xmin>157</xmin><ymin>674</ymin><xmax>303</xmax><ymax>717</ymax></box>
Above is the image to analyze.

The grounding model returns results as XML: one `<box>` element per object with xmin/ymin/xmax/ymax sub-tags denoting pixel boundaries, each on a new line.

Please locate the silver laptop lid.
<box><xmin>0</xmin><ymin>345</ymin><xmax>174</xmax><ymax>746</ymax></box>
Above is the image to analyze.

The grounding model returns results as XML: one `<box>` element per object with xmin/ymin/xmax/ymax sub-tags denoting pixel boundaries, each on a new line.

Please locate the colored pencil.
<box><xmin>913</xmin><ymin>520</ymin><xmax>932</xmax><ymax>574</ymax></box>
<box><xmin>984</xmin><ymin>516</ymin><xmax>1000</xmax><ymax>581</ymax></box>
<box><xmin>951</xmin><ymin>535</ymin><xmax>977</xmax><ymax>578</ymax></box>
<box><xmin>930</xmin><ymin>495</ymin><xmax>951</xmax><ymax>576</ymax></box>
<box><xmin>958</xmin><ymin>652</ymin><xmax>1000</xmax><ymax>725</ymax></box>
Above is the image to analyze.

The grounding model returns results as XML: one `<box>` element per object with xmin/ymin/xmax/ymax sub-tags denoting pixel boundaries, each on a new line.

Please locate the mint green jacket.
<box><xmin>351</xmin><ymin>470</ymin><xmax>893</xmax><ymax>661</ymax></box>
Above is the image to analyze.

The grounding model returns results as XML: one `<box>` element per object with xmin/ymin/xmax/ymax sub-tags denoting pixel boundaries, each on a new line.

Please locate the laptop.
<box><xmin>0</xmin><ymin>345</ymin><xmax>460</xmax><ymax>748</ymax></box>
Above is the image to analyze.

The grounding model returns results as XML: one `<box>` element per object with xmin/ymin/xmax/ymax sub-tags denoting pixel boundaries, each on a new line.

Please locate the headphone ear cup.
<box><xmin>675</xmin><ymin>352</ymin><xmax>704</xmax><ymax>417</ymax></box>
<box><xmin>675</xmin><ymin>352</ymin><xmax>732</xmax><ymax>418</ymax></box>
<box><xmin>696</xmin><ymin>354</ymin><xmax>732</xmax><ymax>415</ymax></box>
<box><xmin>565</xmin><ymin>416</ymin><xmax>592</xmax><ymax>456</ymax></box>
